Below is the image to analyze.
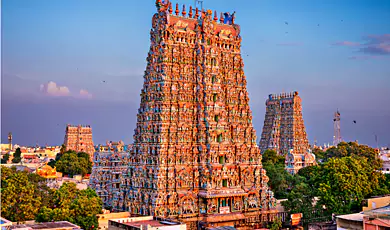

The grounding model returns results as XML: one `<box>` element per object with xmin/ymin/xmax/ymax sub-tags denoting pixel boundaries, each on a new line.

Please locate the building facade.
<box><xmin>379</xmin><ymin>147</ymin><xmax>390</xmax><ymax>174</ymax></box>
<box><xmin>285</xmin><ymin>149</ymin><xmax>316</xmax><ymax>174</ymax></box>
<box><xmin>89</xmin><ymin>141</ymin><xmax>130</xmax><ymax>208</ymax></box>
<box><xmin>114</xmin><ymin>1</ymin><xmax>277</xmax><ymax>229</ymax></box>
<box><xmin>63</xmin><ymin>124</ymin><xmax>95</xmax><ymax>160</ymax></box>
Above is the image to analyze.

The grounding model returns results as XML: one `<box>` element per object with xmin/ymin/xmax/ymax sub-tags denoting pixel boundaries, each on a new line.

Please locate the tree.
<box><xmin>312</xmin><ymin>148</ymin><xmax>325</xmax><ymax>162</ymax></box>
<box><xmin>282</xmin><ymin>181</ymin><xmax>315</xmax><ymax>220</ymax></box>
<box><xmin>55</xmin><ymin>152</ymin><xmax>91</xmax><ymax>177</ymax></box>
<box><xmin>36</xmin><ymin>182</ymin><xmax>103</xmax><ymax>229</ymax></box>
<box><xmin>268</xmin><ymin>217</ymin><xmax>282</xmax><ymax>230</ymax></box>
<box><xmin>262</xmin><ymin>149</ymin><xmax>285</xmax><ymax>165</ymax></box>
<box><xmin>262</xmin><ymin>149</ymin><xmax>296</xmax><ymax>199</ymax></box>
<box><xmin>314</xmin><ymin>156</ymin><xmax>387</xmax><ymax>215</ymax></box>
<box><xmin>51</xmin><ymin>151</ymin><xmax>92</xmax><ymax>177</ymax></box>
<box><xmin>27</xmin><ymin>173</ymin><xmax>54</xmax><ymax>207</ymax></box>
<box><xmin>1</xmin><ymin>170</ymin><xmax>42</xmax><ymax>223</ymax></box>
<box><xmin>12</xmin><ymin>147</ymin><xmax>22</xmax><ymax>163</ymax></box>
<box><xmin>323</xmin><ymin>142</ymin><xmax>381</xmax><ymax>169</ymax></box>
<box><xmin>1</xmin><ymin>153</ymin><xmax>10</xmax><ymax>164</ymax></box>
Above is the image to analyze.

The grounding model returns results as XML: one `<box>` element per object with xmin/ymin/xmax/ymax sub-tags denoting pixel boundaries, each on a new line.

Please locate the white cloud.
<box><xmin>40</xmin><ymin>81</ymin><xmax>70</xmax><ymax>97</ymax></box>
<box><xmin>79</xmin><ymin>89</ymin><xmax>93</xmax><ymax>99</ymax></box>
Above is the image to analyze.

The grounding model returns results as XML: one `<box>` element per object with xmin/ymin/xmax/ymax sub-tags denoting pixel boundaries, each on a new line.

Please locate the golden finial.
<box><xmin>189</xmin><ymin>6</ymin><xmax>193</xmax><ymax>18</ymax></box>
<box><xmin>182</xmin><ymin>5</ymin><xmax>186</xmax><ymax>17</ymax></box>
<box><xmin>169</xmin><ymin>2</ymin><xmax>172</xmax><ymax>14</ymax></box>
<box><xmin>175</xmin><ymin>3</ymin><xmax>179</xmax><ymax>16</ymax></box>
<box><xmin>214</xmin><ymin>10</ymin><xmax>218</xmax><ymax>21</ymax></box>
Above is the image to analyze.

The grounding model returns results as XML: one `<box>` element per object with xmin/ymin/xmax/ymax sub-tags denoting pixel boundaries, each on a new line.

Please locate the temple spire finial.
<box><xmin>189</xmin><ymin>6</ymin><xmax>193</xmax><ymax>18</ymax></box>
<box><xmin>195</xmin><ymin>7</ymin><xmax>199</xmax><ymax>19</ymax></box>
<box><xmin>175</xmin><ymin>3</ymin><xmax>179</xmax><ymax>16</ymax></box>
<box><xmin>220</xmin><ymin>12</ymin><xmax>224</xmax><ymax>23</ymax></box>
<box><xmin>214</xmin><ymin>10</ymin><xmax>218</xmax><ymax>21</ymax></box>
<box><xmin>182</xmin><ymin>5</ymin><xmax>186</xmax><ymax>17</ymax></box>
<box><xmin>169</xmin><ymin>2</ymin><xmax>172</xmax><ymax>14</ymax></box>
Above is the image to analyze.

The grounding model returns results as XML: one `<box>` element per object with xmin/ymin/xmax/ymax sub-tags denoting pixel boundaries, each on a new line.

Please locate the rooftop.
<box><xmin>110</xmin><ymin>217</ymin><xmax>184</xmax><ymax>229</ymax></box>
<box><xmin>364</xmin><ymin>205</ymin><xmax>390</xmax><ymax>219</ymax></box>
<box><xmin>336</xmin><ymin>213</ymin><xmax>365</xmax><ymax>222</ymax></box>
<box><xmin>10</xmin><ymin>221</ymin><xmax>80</xmax><ymax>230</ymax></box>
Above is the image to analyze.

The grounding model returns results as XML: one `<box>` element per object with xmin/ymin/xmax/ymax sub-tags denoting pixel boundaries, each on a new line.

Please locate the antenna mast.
<box><xmin>333</xmin><ymin>109</ymin><xmax>341</xmax><ymax>146</ymax></box>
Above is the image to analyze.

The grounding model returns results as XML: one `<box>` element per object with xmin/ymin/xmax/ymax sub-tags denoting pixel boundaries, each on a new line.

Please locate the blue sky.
<box><xmin>1</xmin><ymin>0</ymin><xmax>390</xmax><ymax>147</ymax></box>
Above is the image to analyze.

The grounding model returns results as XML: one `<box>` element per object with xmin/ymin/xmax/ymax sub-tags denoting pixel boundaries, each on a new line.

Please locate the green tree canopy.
<box><xmin>54</xmin><ymin>151</ymin><xmax>92</xmax><ymax>177</ymax></box>
<box><xmin>261</xmin><ymin>149</ymin><xmax>300</xmax><ymax>199</ymax></box>
<box><xmin>1</xmin><ymin>167</ymin><xmax>42</xmax><ymax>223</ymax></box>
<box><xmin>1</xmin><ymin>166</ymin><xmax>103</xmax><ymax>228</ymax></box>
<box><xmin>1</xmin><ymin>153</ymin><xmax>10</xmax><ymax>164</ymax></box>
<box><xmin>12</xmin><ymin>147</ymin><xmax>22</xmax><ymax>163</ymax></box>
<box><xmin>36</xmin><ymin>182</ymin><xmax>102</xmax><ymax>229</ymax></box>
<box><xmin>281</xmin><ymin>142</ymin><xmax>389</xmax><ymax>218</ymax></box>
<box><xmin>314</xmin><ymin>156</ymin><xmax>388</xmax><ymax>215</ymax></box>
<box><xmin>323</xmin><ymin>142</ymin><xmax>381</xmax><ymax>169</ymax></box>
<box><xmin>262</xmin><ymin>149</ymin><xmax>285</xmax><ymax>165</ymax></box>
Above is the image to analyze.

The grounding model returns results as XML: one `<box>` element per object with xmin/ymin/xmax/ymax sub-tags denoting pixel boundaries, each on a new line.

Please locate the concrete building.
<box><xmin>336</xmin><ymin>196</ymin><xmax>390</xmax><ymax>230</ymax></box>
<box><xmin>97</xmin><ymin>211</ymin><xmax>132</xmax><ymax>230</ymax></box>
<box><xmin>1</xmin><ymin>217</ymin><xmax>12</xmax><ymax>230</ymax></box>
<box><xmin>108</xmin><ymin>216</ymin><xmax>186</xmax><ymax>230</ymax></box>
<box><xmin>379</xmin><ymin>147</ymin><xmax>390</xmax><ymax>174</ymax></box>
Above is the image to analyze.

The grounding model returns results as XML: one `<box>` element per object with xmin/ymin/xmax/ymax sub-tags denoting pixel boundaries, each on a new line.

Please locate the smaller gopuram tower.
<box><xmin>63</xmin><ymin>124</ymin><xmax>95</xmax><ymax>160</ymax></box>
<box><xmin>259</xmin><ymin>91</ymin><xmax>310</xmax><ymax>156</ymax></box>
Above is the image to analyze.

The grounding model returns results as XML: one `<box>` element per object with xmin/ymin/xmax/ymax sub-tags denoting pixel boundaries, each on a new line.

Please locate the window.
<box><xmin>219</xmin><ymin>156</ymin><xmax>225</xmax><ymax>164</ymax></box>
<box><xmin>222</xmin><ymin>179</ymin><xmax>228</xmax><ymax>187</ymax></box>
<box><xmin>217</xmin><ymin>134</ymin><xmax>222</xmax><ymax>143</ymax></box>
<box><xmin>213</xmin><ymin>94</ymin><xmax>217</xmax><ymax>102</ymax></box>
<box><xmin>215</xmin><ymin>115</ymin><xmax>219</xmax><ymax>122</ymax></box>
<box><xmin>212</xmin><ymin>75</ymin><xmax>216</xmax><ymax>83</ymax></box>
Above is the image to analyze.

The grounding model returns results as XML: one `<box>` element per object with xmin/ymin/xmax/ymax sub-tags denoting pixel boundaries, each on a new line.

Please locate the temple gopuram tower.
<box><xmin>63</xmin><ymin>124</ymin><xmax>95</xmax><ymax>160</ymax></box>
<box><xmin>259</xmin><ymin>92</ymin><xmax>310</xmax><ymax>155</ymax></box>
<box><xmin>118</xmin><ymin>1</ymin><xmax>276</xmax><ymax>229</ymax></box>
<box><xmin>259</xmin><ymin>92</ymin><xmax>315</xmax><ymax>173</ymax></box>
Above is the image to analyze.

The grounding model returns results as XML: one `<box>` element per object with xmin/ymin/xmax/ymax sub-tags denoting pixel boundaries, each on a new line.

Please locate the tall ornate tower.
<box><xmin>333</xmin><ymin>110</ymin><xmax>341</xmax><ymax>146</ymax></box>
<box><xmin>63</xmin><ymin>124</ymin><xmax>95</xmax><ymax>160</ymax></box>
<box><xmin>118</xmin><ymin>1</ymin><xmax>276</xmax><ymax>229</ymax></box>
<box><xmin>259</xmin><ymin>92</ymin><xmax>310</xmax><ymax>156</ymax></box>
